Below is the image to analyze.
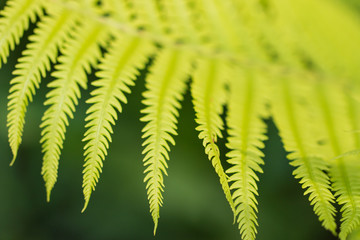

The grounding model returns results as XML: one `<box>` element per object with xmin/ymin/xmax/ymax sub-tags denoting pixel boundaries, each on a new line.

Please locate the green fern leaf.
<box><xmin>271</xmin><ymin>77</ymin><xmax>336</xmax><ymax>234</ymax></box>
<box><xmin>2</xmin><ymin>0</ymin><xmax>360</xmax><ymax>238</ymax></box>
<box><xmin>141</xmin><ymin>49</ymin><xmax>193</xmax><ymax>234</ymax></box>
<box><xmin>40</xmin><ymin>19</ymin><xmax>109</xmax><ymax>201</ymax></box>
<box><xmin>333</xmin><ymin>158</ymin><xmax>360</xmax><ymax>240</ymax></box>
<box><xmin>82</xmin><ymin>35</ymin><xmax>154</xmax><ymax>211</ymax></box>
<box><xmin>0</xmin><ymin>0</ymin><xmax>44</xmax><ymax>67</ymax></box>
<box><xmin>226</xmin><ymin>69</ymin><xmax>268</xmax><ymax>240</ymax></box>
<box><xmin>314</xmin><ymin>82</ymin><xmax>360</xmax><ymax>240</ymax></box>
<box><xmin>7</xmin><ymin>5</ymin><xmax>76</xmax><ymax>166</ymax></box>
<box><xmin>191</xmin><ymin>58</ymin><xmax>235</xmax><ymax>216</ymax></box>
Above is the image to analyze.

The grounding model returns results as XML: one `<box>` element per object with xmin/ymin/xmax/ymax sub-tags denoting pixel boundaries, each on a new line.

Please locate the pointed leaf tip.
<box><xmin>46</xmin><ymin>189</ymin><xmax>51</xmax><ymax>203</ymax></box>
<box><xmin>9</xmin><ymin>153</ymin><xmax>17</xmax><ymax>166</ymax></box>
<box><xmin>153</xmin><ymin>220</ymin><xmax>158</xmax><ymax>236</ymax></box>
<box><xmin>81</xmin><ymin>200</ymin><xmax>89</xmax><ymax>213</ymax></box>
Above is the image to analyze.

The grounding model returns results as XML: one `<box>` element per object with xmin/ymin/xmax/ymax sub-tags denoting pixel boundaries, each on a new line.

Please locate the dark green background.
<box><xmin>1</xmin><ymin>1</ymin><xmax>358</xmax><ymax>239</ymax></box>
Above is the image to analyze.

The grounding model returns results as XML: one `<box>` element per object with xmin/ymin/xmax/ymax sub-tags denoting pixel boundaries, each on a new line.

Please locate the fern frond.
<box><xmin>271</xmin><ymin>77</ymin><xmax>336</xmax><ymax>234</ymax></box>
<box><xmin>6</xmin><ymin>6</ymin><xmax>77</xmax><ymax>166</ymax></box>
<box><xmin>226</xmin><ymin>69</ymin><xmax>268</xmax><ymax>240</ymax></box>
<box><xmin>314</xmin><ymin>82</ymin><xmax>360</xmax><ymax>240</ymax></box>
<box><xmin>2</xmin><ymin>0</ymin><xmax>360</xmax><ymax>238</ymax></box>
<box><xmin>191</xmin><ymin>58</ymin><xmax>235</xmax><ymax>216</ymax></box>
<box><xmin>40</xmin><ymin>20</ymin><xmax>110</xmax><ymax>201</ymax></box>
<box><xmin>82</xmin><ymin>35</ymin><xmax>154</xmax><ymax>212</ymax></box>
<box><xmin>0</xmin><ymin>0</ymin><xmax>44</xmax><ymax>67</ymax></box>
<box><xmin>333</xmin><ymin>158</ymin><xmax>360</xmax><ymax>240</ymax></box>
<box><xmin>141</xmin><ymin>49</ymin><xmax>193</xmax><ymax>234</ymax></box>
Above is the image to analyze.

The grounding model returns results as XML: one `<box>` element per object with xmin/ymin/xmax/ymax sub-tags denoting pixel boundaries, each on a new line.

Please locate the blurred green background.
<box><xmin>1</xmin><ymin>1</ymin><xmax>359</xmax><ymax>240</ymax></box>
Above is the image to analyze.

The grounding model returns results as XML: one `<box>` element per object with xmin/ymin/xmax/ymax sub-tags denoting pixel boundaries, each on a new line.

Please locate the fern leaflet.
<box><xmin>191</xmin><ymin>58</ymin><xmax>235</xmax><ymax>216</ymax></box>
<box><xmin>226</xmin><ymin>69</ymin><xmax>268</xmax><ymax>240</ymax></box>
<box><xmin>271</xmin><ymin>77</ymin><xmax>336</xmax><ymax>234</ymax></box>
<box><xmin>333</xmin><ymin>158</ymin><xmax>360</xmax><ymax>240</ymax></box>
<box><xmin>141</xmin><ymin>49</ymin><xmax>193</xmax><ymax>234</ymax></box>
<box><xmin>314</xmin><ymin>82</ymin><xmax>360</xmax><ymax>239</ymax></box>
<box><xmin>82</xmin><ymin>35</ymin><xmax>154</xmax><ymax>211</ymax></box>
<box><xmin>40</xmin><ymin>19</ymin><xmax>109</xmax><ymax>201</ymax></box>
<box><xmin>0</xmin><ymin>0</ymin><xmax>44</xmax><ymax>67</ymax></box>
<box><xmin>7</xmin><ymin>5</ymin><xmax>76</xmax><ymax>166</ymax></box>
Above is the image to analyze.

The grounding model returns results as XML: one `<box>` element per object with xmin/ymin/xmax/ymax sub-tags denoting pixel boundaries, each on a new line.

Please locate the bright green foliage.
<box><xmin>5</xmin><ymin>0</ymin><xmax>45</xmax><ymax>165</ymax></box>
<box><xmin>41</xmin><ymin>17</ymin><xmax>110</xmax><ymax>201</ymax></box>
<box><xmin>1</xmin><ymin>0</ymin><xmax>360</xmax><ymax>239</ymax></box>
<box><xmin>349</xmin><ymin>226</ymin><xmax>360</xmax><ymax>240</ymax></box>
<box><xmin>160</xmin><ymin>0</ymin><xmax>203</xmax><ymax>45</ymax></box>
<box><xmin>8</xmin><ymin>5</ymin><xmax>78</xmax><ymax>192</ymax></box>
<box><xmin>226</xmin><ymin>70</ymin><xmax>268</xmax><ymax>240</ymax></box>
<box><xmin>271</xmin><ymin>77</ymin><xmax>337</xmax><ymax>234</ymax></box>
<box><xmin>83</xmin><ymin>36</ymin><xmax>154</xmax><ymax>211</ymax></box>
<box><xmin>333</xmin><ymin>160</ymin><xmax>360</xmax><ymax>240</ymax></box>
<box><xmin>313</xmin><ymin>83</ymin><xmax>360</xmax><ymax>240</ymax></box>
<box><xmin>191</xmin><ymin>58</ymin><xmax>235</xmax><ymax>217</ymax></box>
<box><xmin>0</xmin><ymin>0</ymin><xmax>44</xmax><ymax>67</ymax></box>
<box><xmin>281</xmin><ymin>0</ymin><xmax>360</xmax><ymax>80</ymax></box>
<box><xmin>141</xmin><ymin>49</ymin><xmax>193</xmax><ymax>234</ymax></box>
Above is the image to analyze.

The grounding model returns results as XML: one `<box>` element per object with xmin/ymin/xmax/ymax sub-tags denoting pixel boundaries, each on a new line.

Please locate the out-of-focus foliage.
<box><xmin>1</xmin><ymin>0</ymin><xmax>360</xmax><ymax>239</ymax></box>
